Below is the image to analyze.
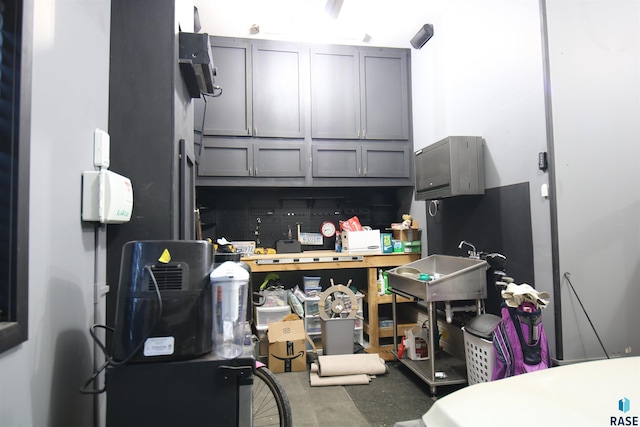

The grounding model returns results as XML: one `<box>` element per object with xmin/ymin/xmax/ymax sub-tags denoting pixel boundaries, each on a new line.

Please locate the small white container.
<box><xmin>405</xmin><ymin>327</ymin><xmax>430</xmax><ymax>361</ymax></box>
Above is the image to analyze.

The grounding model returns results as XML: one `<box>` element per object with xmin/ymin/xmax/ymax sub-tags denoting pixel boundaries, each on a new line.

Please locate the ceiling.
<box><xmin>194</xmin><ymin>0</ymin><xmax>446</xmax><ymax>48</ymax></box>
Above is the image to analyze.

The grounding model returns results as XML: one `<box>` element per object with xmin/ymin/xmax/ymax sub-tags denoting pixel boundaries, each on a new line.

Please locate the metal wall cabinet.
<box><xmin>312</xmin><ymin>142</ymin><xmax>411</xmax><ymax>179</ymax></box>
<box><xmin>310</xmin><ymin>46</ymin><xmax>409</xmax><ymax>140</ymax></box>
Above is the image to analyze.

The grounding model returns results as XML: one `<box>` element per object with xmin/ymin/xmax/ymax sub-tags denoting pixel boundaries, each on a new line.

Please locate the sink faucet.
<box><xmin>458</xmin><ymin>240</ymin><xmax>478</xmax><ymax>259</ymax></box>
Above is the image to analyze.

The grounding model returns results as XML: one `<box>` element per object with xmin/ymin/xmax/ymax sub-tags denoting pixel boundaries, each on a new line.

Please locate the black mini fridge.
<box><xmin>106</xmin><ymin>353</ymin><xmax>254</xmax><ymax>427</ymax></box>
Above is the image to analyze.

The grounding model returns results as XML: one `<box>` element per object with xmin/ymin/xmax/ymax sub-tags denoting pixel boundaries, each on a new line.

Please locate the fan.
<box><xmin>317</xmin><ymin>279</ymin><xmax>358</xmax><ymax>320</ymax></box>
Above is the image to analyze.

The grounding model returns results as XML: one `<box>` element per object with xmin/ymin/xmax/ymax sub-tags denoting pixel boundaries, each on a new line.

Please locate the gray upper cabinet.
<box><xmin>195</xmin><ymin>38</ymin><xmax>306</xmax><ymax>139</ymax></box>
<box><xmin>360</xmin><ymin>49</ymin><xmax>409</xmax><ymax>140</ymax></box>
<box><xmin>310</xmin><ymin>46</ymin><xmax>360</xmax><ymax>139</ymax></box>
<box><xmin>312</xmin><ymin>142</ymin><xmax>411</xmax><ymax>179</ymax></box>
<box><xmin>310</xmin><ymin>46</ymin><xmax>409</xmax><ymax>140</ymax></box>
<box><xmin>195</xmin><ymin>38</ymin><xmax>412</xmax><ymax>187</ymax></box>
<box><xmin>252</xmin><ymin>41</ymin><xmax>306</xmax><ymax>138</ymax></box>
<box><xmin>195</xmin><ymin>38</ymin><xmax>252</xmax><ymax>136</ymax></box>
<box><xmin>198</xmin><ymin>136</ymin><xmax>306</xmax><ymax>179</ymax></box>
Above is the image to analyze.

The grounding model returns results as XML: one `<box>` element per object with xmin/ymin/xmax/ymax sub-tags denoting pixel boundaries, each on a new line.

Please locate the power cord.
<box><xmin>80</xmin><ymin>265</ymin><xmax>164</xmax><ymax>394</ymax></box>
<box><xmin>563</xmin><ymin>272</ymin><xmax>609</xmax><ymax>359</ymax></box>
<box><xmin>196</xmin><ymin>89</ymin><xmax>223</xmax><ymax>160</ymax></box>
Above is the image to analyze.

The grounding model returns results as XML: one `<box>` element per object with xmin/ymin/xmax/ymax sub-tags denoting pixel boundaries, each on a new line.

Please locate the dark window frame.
<box><xmin>0</xmin><ymin>0</ymin><xmax>31</xmax><ymax>354</ymax></box>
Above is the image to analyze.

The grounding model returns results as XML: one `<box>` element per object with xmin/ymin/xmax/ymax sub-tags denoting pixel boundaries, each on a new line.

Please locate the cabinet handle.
<box><xmin>254</xmin><ymin>167</ymin><xmax>258</xmax><ymax>176</ymax></box>
<box><xmin>363</xmin><ymin>168</ymin><xmax>367</xmax><ymax>177</ymax></box>
<box><xmin>358</xmin><ymin>167</ymin><xmax>361</xmax><ymax>176</ymax></box>
<box><xmin>254</xmin><ymin>127</ymin><xmax>258</xmax><ymax>136</ymax></box>
<box><xmin>357</xmin><ymin>129</ymin><xmax>360</xmax><ymax>138</ymax></box>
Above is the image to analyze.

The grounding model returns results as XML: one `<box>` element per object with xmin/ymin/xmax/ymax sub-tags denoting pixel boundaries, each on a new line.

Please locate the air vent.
<box><xmin>148</xmin><ymin>264</ymin><xmax>186</xmax><ymax>291</ymax></box>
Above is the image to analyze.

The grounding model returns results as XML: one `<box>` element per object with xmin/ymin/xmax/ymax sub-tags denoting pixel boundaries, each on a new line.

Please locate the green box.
<box><xmin>381</xmin><ymin>233</ymin><xmax>393</xmax><ymax>253</ymax></box>
<box><xmin>403</xmin><ymin>240</ymin><xmax>422</xmax><ymax>253</ymax></box>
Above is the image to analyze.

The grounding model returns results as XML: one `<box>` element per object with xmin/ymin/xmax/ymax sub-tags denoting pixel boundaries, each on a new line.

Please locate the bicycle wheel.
<box><xmin>252</xmin><ymin>366</ymin><xmax>292</xmax><ymax>427</ymax></box>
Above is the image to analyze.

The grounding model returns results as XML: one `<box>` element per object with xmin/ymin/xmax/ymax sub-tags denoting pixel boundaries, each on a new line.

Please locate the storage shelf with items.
<box><xmin>242</xmin><ymin>251</ymin><xmax>421</xmax><ymax>358</ymax></box>
<box><xmin>359</xmin><ymin>266</ymin><xmax>418</xmax><ymax>357</ymax></box>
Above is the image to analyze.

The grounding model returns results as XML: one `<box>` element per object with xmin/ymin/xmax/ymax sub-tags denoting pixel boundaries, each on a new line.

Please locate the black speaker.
<box><xmin>178</xmin><ymin>32</ymin><xmax>216</xmax><ymax>98</ymax></box>
<box><xmin>410</xmin><ymin>24</ymin><xmax>434</xmax><ymax>49</ymax></box>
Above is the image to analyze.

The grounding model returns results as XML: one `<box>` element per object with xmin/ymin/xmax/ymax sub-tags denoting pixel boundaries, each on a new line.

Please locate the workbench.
<box><xmin>242</xmin><ymin>250</ymin><xmax>420</xmax><ymax>356</ymax></box>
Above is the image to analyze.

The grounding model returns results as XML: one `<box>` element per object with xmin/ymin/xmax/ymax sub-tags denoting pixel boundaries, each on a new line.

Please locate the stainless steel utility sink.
<box><xmin>387</xmin><ymin>255</ymin><xmax>488</xmax><ymax>302</ymax></box>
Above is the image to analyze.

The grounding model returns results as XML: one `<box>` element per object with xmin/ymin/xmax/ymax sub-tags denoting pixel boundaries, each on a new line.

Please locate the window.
<box><xmin>0</xmin><ymin>0</ymin><xmax>31</xmax><ymax>354</ymax></box>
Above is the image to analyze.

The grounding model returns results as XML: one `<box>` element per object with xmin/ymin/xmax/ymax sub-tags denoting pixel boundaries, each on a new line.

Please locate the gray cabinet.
<box><xmin>195</xmin><ymin>38</ymin><xmax>412</xmax><ymax>187</ymax></box>
<box><xmin>252</xmin><ymin>41</ymin><xmax>306</xmax><ymax>138</ymax></box>
<box><xmin>310</xmin><ymin>46</ymin><xmax>409</xmax><ymax>140</ymax></box>
<box><xmin>312</xmin><ymin>142</ymin><xmax>411</xmax><ymax>179</ymax></box>
<box><xmin>195</xmin><ymin>38</ymin><xmax>251</xmax><ymax>136</ymax></box>
<box><xmin>198</xmin><ymin>137</ymin><xmax>307</xmax><ymax>179</ymax></box>
<box><xmin>195</xmin><ymin>37</ymin><xmax>305</xmax><ymax>139</ymax></box>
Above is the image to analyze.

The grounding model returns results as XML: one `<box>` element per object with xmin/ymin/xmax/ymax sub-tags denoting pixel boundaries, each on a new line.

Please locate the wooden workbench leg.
<box><xmin>368</xmin><ymin>267</ymin><xmax>379</xmax><ymax>348</ymax></box>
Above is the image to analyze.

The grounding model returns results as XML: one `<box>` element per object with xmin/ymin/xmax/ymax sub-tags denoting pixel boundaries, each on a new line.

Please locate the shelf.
<box><xmin>395</xmin><ymin>351</ymin><xmax>468</xmax><ymax>394</ymax></box>
<box><xmin>363</xmin><ymin>321</ymin><xmax>417</xmax><ymax>338</ymax></box>
<box><xmin>362</xmin><ymin>292</ymin><xmax>413</xmax><ymax>304</ymax></box>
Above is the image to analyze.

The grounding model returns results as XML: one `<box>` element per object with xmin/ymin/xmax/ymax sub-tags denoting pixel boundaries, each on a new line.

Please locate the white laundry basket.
<box><xmin>462</xmin><ymin>314</ymin><xmax>501</xmax><ymax>385</ymax></box>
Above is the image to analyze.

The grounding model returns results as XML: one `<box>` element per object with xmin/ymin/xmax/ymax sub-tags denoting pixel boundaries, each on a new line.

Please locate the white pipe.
<box><xmin>444</xmin><ymin>302</ymin><xmax>478</xmax><ymax>323</ymax></box>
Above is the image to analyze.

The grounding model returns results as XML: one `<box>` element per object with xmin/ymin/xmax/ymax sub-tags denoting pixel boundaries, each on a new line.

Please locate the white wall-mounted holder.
<box><xmin>82</xmin><ymin>169</ymin><xmax>133</xmax><ymax>224</ymax></box>
<box><xmin>82</xmin><ymin>129</ymin><xmax>134</xmax><ymax>224</ymax></box>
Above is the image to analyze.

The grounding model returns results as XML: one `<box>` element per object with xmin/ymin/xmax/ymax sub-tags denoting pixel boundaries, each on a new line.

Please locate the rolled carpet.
<box><xmin>309</xmin><ymin>372</ymin><xmax>371</xmax><ymax>387</ymax></box>
<box><xmin>317</xmin><ymin>353</ymin><xmax>387</xmax><ymax>377</ymax></box>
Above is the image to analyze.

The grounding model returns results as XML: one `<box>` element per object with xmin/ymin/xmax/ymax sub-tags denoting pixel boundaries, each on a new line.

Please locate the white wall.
<box><xmin>547</xmin><ymin>0</ymin><xmax>640</xmax><ymax>361</ymax></box>
<box><xmin>0</xmin><ymin>1</ymin><xmax>111</xmax><ymax>426</ymax></box>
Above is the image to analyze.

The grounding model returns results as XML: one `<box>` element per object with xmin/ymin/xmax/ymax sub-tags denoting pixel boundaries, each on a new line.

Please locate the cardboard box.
<box><xmin>267</xmin><ymin>320</ymin><xmax>307</xmax><ymax>373</ymax></box>
<box><xmin>392</xmin><ymin>228</ymin><xmax>422</xmax><ymax>242</ymax></box>
<box><xmin>341</xmin><ymin>229</ymin><xmax>381</xmax><ymax>253</ymax></box>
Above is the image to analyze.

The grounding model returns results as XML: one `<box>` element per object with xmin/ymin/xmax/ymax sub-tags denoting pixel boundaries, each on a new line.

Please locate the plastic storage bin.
<box><xmin>304</xmin><ymin>316</ymin><xmax>322</xmax><ymax>334</ymax></box>
<box><xmin>462</xmin><ymin>314</ymin><xmax>501</xmax><ymax>384</ymax></box>
<box><xmin>255</xmin><ymin>306</ymin><xmax>291</xmax><ymax>331</ymax></box>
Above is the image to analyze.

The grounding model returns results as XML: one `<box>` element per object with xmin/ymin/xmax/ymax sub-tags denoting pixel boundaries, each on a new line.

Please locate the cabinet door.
<box><xmin>195</xmin><ymin>37</ymin><xmax>252</xmax><ymax>136</ymax></box>
<box><xmin>362</xmin><ymin>142</ymin><xmax>411</xmax><ymax>178</ymax></box>
<box><xmin>360</xmin><ymin>49</ymin><xmax>409</xmax><ymax>140</ymax></box>
<box><xmin>252</xmin><ymin>41</ymin><xmax>306</xmax><ymax>138</ymax></box>
<box><xmin>312</xmin><ymin>143</ymin><xmax>361</xmax><ymax>178</ymax></box>
<box><xmin>197</xmin><ymin>137</ymin><xmax>252</xmax><ymax>177</ymax></box>
<box><xmin>253</xmin><ymin>141</ymin><xmax>307</xmax><ymax>178</ymax></box>
<box><xmin>310</xmin><ymin>46</ymin><xmax>360</xmax><ymax>139</ymax></box>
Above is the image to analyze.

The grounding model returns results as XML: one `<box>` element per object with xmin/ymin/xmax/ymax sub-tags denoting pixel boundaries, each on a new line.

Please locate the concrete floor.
<box><xmin>273</xmin><ymin>361</ymin><xmax>443</xmax><ymax>427</ymax></box>
<box><xmin>275</xmin><ymin>370</ymin><xmax>372</xmax><ymax>427</ymax></box>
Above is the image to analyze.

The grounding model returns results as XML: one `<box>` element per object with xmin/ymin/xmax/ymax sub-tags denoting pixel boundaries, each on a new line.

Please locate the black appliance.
<box><xmin>106</xmin><ymin>353</ymin><xmax>254</xmax><ymax>427</ymax></box>
<box><xmin>112</xmin><ymin>240</ymin><xmax>214</xmax><ymax>363</ymax></box>
<box><xmin>178</xmin><ymin>32</ymin><xmax>216</xmax><ymax>98</ymax></box>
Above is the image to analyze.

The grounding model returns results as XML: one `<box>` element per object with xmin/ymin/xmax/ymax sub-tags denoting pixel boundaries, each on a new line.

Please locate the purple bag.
<box><xmin>492</xmin><ymin>302</ymin><xmax>551</xmax><ymax>380</ymax></box>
